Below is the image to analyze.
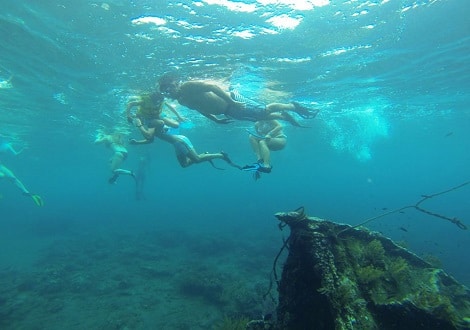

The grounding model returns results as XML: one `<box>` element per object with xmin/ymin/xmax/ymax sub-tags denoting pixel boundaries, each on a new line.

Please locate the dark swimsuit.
<box><xmin>226</xmin><ymin>91</ymin><xmax>267</xmax><ymax>121</ymax></box>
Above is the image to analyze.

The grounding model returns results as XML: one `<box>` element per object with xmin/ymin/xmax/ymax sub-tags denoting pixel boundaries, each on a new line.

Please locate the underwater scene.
<box><xmin>1</xmin><ymin>0</ymin><xmax>469</xmax><ymax>329</ymax></box>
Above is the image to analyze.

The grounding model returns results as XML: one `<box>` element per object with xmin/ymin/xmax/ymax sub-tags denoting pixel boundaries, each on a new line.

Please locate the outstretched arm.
<box><xmin>129</xmin><ymin>138</ymin><xmax>154</xmax><ymax>145</ymax></box>
<box><xmin>1</xmin><ymin>141</ymin><xmax>23</xmax><ymax>155</ymax></box>
<box><xmin>7</xmin><ymin>144</ymin><xmax>23</xmax><ymax>155</ymax></box>
<box><xmin>94</xmin><ymin>133</ymin><xmax>109</xmax><ymax>145</ymax></box>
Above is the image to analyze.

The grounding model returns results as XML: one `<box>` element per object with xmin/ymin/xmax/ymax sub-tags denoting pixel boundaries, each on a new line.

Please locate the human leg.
<box><xmin>171</xmin><ymin>135</ymin><xmax>238</xmax><ymax>169</ymax></box>
<box><xmin>242</xmin><ymin>140</ymin><xmax>272</xmax><ymax>174</ymax></box>
<box><xmin>172</xmin><ymin>136</ymin><xmax>212</xmax><ymax>167</ymax></box>
<box><xmin>261</xmin><ymin>137</ymin><xmax>286</xmax><ymax>170</ymax></box>
<box><xmin>266</xmin><ymin>137</ymin><xmax>287</xmax><ymax>151</ymax></box>
<box><xmin>175</xmin><ymin>147</ymin><xmax>225</xmax><ymax>169</ymax></box>
<box><xmin>175</xmin><ymin>152</ymin><xmax>191</xmax><ymax>167</ymax></box>
<box><xmin>265</xmin><ymin>102</ymin><xmax>295</xmax><ymax>113</ymax></box>
<box><xmin>279</xmin><ymin>111</ymin><xmax>304</xmax><ymax>127</ymax></box>
<box><xmin>0</xmin><ymin>165</ymin><xmax>29</xmax><ymax>194</ymax></box>
<box><xmin>0</xmin><ymin>164</ymin><xmax>43</xmax><ymax>206</ymax></box>
<box><xmin>110</xmin><ymin>152</ymin><xmax>125</xmax><ymax>172</ymax></box>
<box><xmin>291</xmin><ymin>102</ymin><xmax>319</xmax><ymax>119</ymax></box>
<box><xmin>242</xmin><ymin>137</ymin><xmax>285</xmax><ymax>174</ymax></box>
<box><xmin>188</xmin><ymin>150</ymin><xmax>226</xmax><ymax>165</ymax></box>
<box><xmin>267</xmin><ymin>102</ymin><xmax>319</xmax><ymax>119</ymax></box>
<box><xmin>109</xmin><ymin>152</ymin><xmax>134</xmax><ymax>183</ymax></box>
<box><xmin>258</xmin><ymin>140</ymin><xmax>271</xmax><ymax>168</ymax></box>
<box><xmin>249</xmin><ymin>135</ymin><xmax>262</xmax><ymax>161</ymax></box>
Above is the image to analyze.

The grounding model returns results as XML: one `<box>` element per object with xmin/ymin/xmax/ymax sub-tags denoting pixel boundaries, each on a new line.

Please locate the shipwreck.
<box><xmin>247</xmin><ymin>207</ymin><xmax>470</xmax><ymax>330</ymax></box>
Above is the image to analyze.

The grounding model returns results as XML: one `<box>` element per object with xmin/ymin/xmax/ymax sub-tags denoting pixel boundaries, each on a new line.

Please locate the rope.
<box><xmin>264</xmin><ymin>182</ymin><xmax>469</xmax><ymax>298</ymax></box>
<box><xmin>337</xmin><ymin>180</ymin><xmax>469</xmax><ymax>236</ymax></box>
<box><xmin>263</xmin><ymin>231</ymin><xmax>291</xmax><ymax>302</ymax></box>
<box><xmin>263</xmin><ymin>209</ymin><xmax>309</xmax><ymax>299</ymax></box>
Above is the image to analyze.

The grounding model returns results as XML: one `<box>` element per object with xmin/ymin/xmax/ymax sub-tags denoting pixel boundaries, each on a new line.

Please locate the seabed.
<box><xmin>1</xmin><ymin>208</ymin><xmax>469</xmax><ymax>329</ymax></box>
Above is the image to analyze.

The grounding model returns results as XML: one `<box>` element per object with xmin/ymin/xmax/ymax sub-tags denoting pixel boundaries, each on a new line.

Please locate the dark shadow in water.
<box><xmin>135</xmin><ymin>154</ymin><xmax>150</xmax><ymax>201</ymax></box>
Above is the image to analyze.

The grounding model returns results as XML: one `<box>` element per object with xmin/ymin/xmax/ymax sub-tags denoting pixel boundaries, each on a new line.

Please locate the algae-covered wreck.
<box><xmin>248</xmin><ymin>207</ymin><xmax>470</xmax><ymax>330</ymax></box>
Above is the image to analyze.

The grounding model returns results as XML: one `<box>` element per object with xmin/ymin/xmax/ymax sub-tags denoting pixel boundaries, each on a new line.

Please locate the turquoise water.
<box><xmin>1</xmin><ymin>1</ymin><xmax>469</xmax><ymax>328</ymax></box>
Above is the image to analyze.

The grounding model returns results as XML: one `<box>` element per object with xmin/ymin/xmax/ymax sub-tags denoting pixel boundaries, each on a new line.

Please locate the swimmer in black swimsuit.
<box><xmin>158</xmin><ymin>72</ymin><xmax>319</xmax><ymax>127</ymax></box>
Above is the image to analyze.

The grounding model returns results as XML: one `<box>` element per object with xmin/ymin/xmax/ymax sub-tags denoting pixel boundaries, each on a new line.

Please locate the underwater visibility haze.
<box><xmin>1</xmin><ymin>0</ymin><xmax>469</xmax><ymax>328</ymax></box>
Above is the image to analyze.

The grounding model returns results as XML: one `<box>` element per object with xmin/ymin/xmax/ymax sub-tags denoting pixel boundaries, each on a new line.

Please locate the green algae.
<box><xmin>337</xmin><ymin>234</ymin><xmax>470</xmax><ymax>327</ymax></box>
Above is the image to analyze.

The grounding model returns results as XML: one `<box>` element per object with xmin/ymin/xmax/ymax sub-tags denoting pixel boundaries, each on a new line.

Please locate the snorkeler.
<box><xmin>157</xmin><ymin>71</ymin><xmax>319</xmax><ymax>127</ymax></box>
<box><xmin>129</xmin><ymin>118</ymin><xmax>240</xmax><ymax>170</ymax></box>
<box><xmin>126</xmin><ymin>91</ymin><xmax>186</xmax><ymax>129</ymax></box>
<box><xmin>94</xmin><ymin>131</ymin><xmax>135</xmax><ymax>184</ymax></box>
<box><xmin>241</xmin><ymin>119</ymin><xmax>287</xmax><ymax>180</ymax></box>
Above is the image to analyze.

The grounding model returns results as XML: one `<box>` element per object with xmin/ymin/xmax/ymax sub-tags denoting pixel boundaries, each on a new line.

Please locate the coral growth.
<box><xmin>356</xmin><ymin>265</ymin><xmax>385</xmax><ymax>285</ymax></box>
<box><xmin>363</xmin><ymin>239</ymin><xmax>386</xmax><ymax>265</ymax></box>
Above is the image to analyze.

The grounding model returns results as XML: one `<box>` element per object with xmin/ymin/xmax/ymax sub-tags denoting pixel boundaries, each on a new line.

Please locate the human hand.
<box><xmin>93</xmin><ymin>133</ymin><xmax>103</xmax><ymax>143</ymax></box>
<box><xmin>133</xmin><ymin>118</ymin><xmax>142</xmax><ymax>127</ymax></box>
<box><xmin>129</xmin><ymin>138</ymin><xmax>138</xmax><ymax>145</ymax></box>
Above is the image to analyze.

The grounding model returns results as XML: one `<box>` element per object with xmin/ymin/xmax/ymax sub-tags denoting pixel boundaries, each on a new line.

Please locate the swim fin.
<box><xmin>257</xmin><ymin>164</ymin><xmax>272</xmax><ymax>173</ymax></box>
<box><xmin>108</xmin><ymin>172</ymin><xmax>119</xmax><ymax>184</ymax></box>
<box><xmin>292</xmin><ymin>101</ymin><xmax>320</xmax><ymax>119</ymax></box>
<box><xmin>242</xmin><ymin>163</ymin><xmax>261</xmax><ymax>171</ymax></box>
<box><xmin>31</xmin><ymin>194</ymin><xmax>44</xmax><ymax>207</ymax></box>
